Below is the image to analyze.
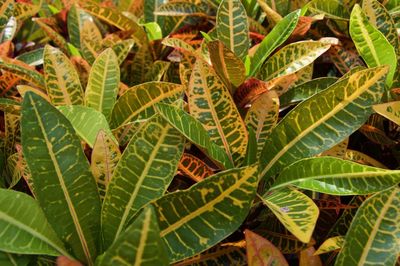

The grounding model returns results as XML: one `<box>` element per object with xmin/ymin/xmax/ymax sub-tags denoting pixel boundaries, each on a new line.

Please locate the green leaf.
<box><xmin>271</xmin><ymin>157</ymin><xmax>400</xmax><ymax>195</ymax></box>
<box><xmin>314</xmin><ymin>236</ymin><xmax>344</xmax><ymax>255</ymax></box>
<box><xmin>21</xmin><ymin>92</ymin><xmax>101</xmax><ymax>264</ymax></box>
<box><xmin>248</xmin><ymin>10</ymin><xmax>300</xmax><ymax>77</ymax></box>
<box><xmin>91</xmin><ymin>130</ymin><xmax>121</xmax><ymax>201</ymax></box>
<box><xmin>58</xmin><ymin>105</ymin><xmax>116</xmax><ymax>148</ymax></box>
<box><xmin>144</xmin><ymin>61</ymin><xmax>170</xmax><ymax>82</ymax></box>
<box><xmin>0</xmin><ymin>57</ymin><xmax>45</xmax><ymax>88</ymax></box>
<box><xmin>243</xmin><ymin>127</ymin><xmax>257</xmax><ymax>166</ymax></box>
<box><xmin>257</xmin><ymin>41</ymin><xmax>331</xmax><ymax>81</ymax></box>
<box><xmin>207</xmin><ymin>40</ymin><xmax>246</xmax><ymax>93</ymax></box>
<box><xmin>85</xmin><ymin>48</ymin><xmax>120</xmax><ymax>118</ymax></box>
<box><xmin>261</xmin><ymin>187</ymin><xmax>319</xmax><ymax>243</ymax></box>
<box><xmin>0</xmin><ymin>98</ymin><xmax>20</xmax><ymax>115</ymax></box>
<box><xmin>350</xmin><ymin>4</ymin><xmax>397</xmax><ymax>87</ymax></box>
<box><xmin>0</xmin><ymin>252</ymin><xmax>30</xmax><ymax>266</ymax></box>
<box><xmin>67</xmin><ymin>5</ymin><xmax>91</xmax><ymax>49</ymax></box>
<box><xmin>102</xmin><ymin>115</ymin><xmax>184</xmax><ymax>248</ymax></box>
<box><xmin>306</xmin><ymin>0</ymin><xmax>350</xmax><ymax>20</ymax></box>
<box><xmin>156</xmin><ymin>103</ymin><xmax>233</xmax><ymax>169</ymax></box>
<box><xmin>154</xmin><ymin>165</ymin><xmax>258</xmax><ymax>263</ymax></box>
<box><xmin>15</xmin><ymin>48</ymin><xmax>44</xmax><ymax>66</ymax></box>
<box><xmin>259</xmin><ymin>66</ymin><xmax>388</xmax><ymax>179</ymax></box>
<box><xmin>373</xmin><ymin>101</ymin><xmax>400</xmax><ymax>126</ymax></box>
<box><xmin>124</xmin><ymin>43</ymin><xmax>153</xmax><ymax>86</ymax></box>
<box><xmin>111</xmin><ymin>39</ymin><xmax>135</xmax><ymax>65</ymax></box>
<box><xmin>155</xmin><ymin>2</ymin><xmax>205</xmax><ymax>17</ymax></box>
<box><xmin>335</xmin><ymin>187</ymin><xmax>400</xmax><ymax>266</ymax></box>
<box><xmin>189</xmin><ymin>59</ymin><xmax>248</xmax><ymax>165</ymax></box>
<box><xmin>34</xmin><ymin>18</ymin><xmax>69</xmax><ymax>55</ymax></box>
<box><xmin>80</xmin><ymin>20</ymin><xmax>102</xmax><ymax>65</ymax></box>
<box><xmin>110</xmin><ymin>82</ymin><xmax>184</xmax><ymax>128</ymax></box>
<box><xmin>245</xmin><ymin>91</ymin><xmax>279</xmax><ymax>157</ymax></box>
<box><xmin>0</xmin><ymin>189</ymin><xmax>69</xmax><ymax>257</ymax></box>
<box><xmin>216</xmin><ymin>0</ymin><xmax>249</xmax><ymax>60</ymax></box>
<box><xmin>97</xmin><ymin>206</ymin><xmax>168</xmax><ymax>266</ymax></box>
<box><xmin>43</xmin><ymin>45</ymin><xmax>84</xmax><ymax>106</ymax></box>
<box><xmin>0</xmin><ymin>0</ymin><xmax>14</xmax><ymax>33</ymax></box>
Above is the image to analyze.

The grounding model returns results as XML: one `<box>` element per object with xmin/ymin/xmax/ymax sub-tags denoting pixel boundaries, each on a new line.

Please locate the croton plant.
<box><xmin>0</xmin><ymin>0</ymin><xmax>399</xmax><ymax>265</ymax></box>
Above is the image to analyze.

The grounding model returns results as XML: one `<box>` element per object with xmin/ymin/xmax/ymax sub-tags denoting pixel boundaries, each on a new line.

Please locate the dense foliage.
<box><xmin>0</xmin><ymin>0</ymin><xmax>399</xmax><ymax>265</ymax></box>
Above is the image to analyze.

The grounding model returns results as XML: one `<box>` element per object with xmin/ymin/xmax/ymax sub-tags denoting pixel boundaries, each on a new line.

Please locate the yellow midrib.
<box><xmin>228</xmin><ymin>0</ymin><xmax>235</xmax><ymax>55</ymax></box>
<box><xmin>48</xmin><ymin>52</ymin><xmax>73</xmax><ymax>105</ymax></box>
<box><xmin>260</xmin><ymin>67</ymin><xmax>387</xmax><ymax>178</ymax></box>
<box><xmin>30</xmin><ymin>96</ymin><xmax>93</xmax><ymax>265</ymax></box>
<box><xmin>160</xmin><ymin>166</ymin><xmax>256</xmax><ymax>237</ymax></box>
<box><xmin>134</xmin><ymin>208</ymin><xmax>152</xmax><ymax>266</ymax></box>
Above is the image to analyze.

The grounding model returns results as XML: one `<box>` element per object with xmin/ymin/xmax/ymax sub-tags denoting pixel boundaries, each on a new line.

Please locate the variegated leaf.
<box><xmin>314</xmin><ymin>236</ymin><xmax>344</xmax><ymax>255</ymax></box>
<box><xmin>178</xmin><ymin>153</ymin><xmax>214</xmax><ymax>182</ymax></box>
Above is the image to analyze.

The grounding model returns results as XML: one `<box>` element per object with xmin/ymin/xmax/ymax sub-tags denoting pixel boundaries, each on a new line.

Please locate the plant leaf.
<box><xmin>21</xmin><ymin>92</ymin><xmax>101</xmax><ymax>264</ymax></box>
<box><xmin>259</xmin><ymin>66</ymin><xmax>388</xmax><ymax>179</ymax></box>
<box><xmin>335</xmin><ymin>187</ymin><xmax>400</xmax><ymax>266</ymax></box>
<box><xmin>189</xmin><ymin>59</ymin><xmax>247</xmax><ymax>165</ymax></box>
<box><xmin>0</xmin><ymin>57</ymin><xmax>44</xmax><ymax>88</ymax></box>
<box><xmin>156</xmin><ymin>103</ymin><xmax>233</xmax><ymax>169</ymax></box>
<box><xmin>271</xmin><ymin>157</ymin><xmax>400</xmax><ymax>195</ymax></box>
<box><xmin>350</xmin><ymin>4</ymin><xmax>397</xmax><ymax>86</ymax></box>
<box><xmin>261</xmin><ymin>187</ymin><xmax>319</xmax><ymax>243</ymax></box>
<box><xmin>110</xmin><ymin>82</ymin><xmax>184</xmax><ymax>128</ymax></box>
<box><xmin>0</xmin><ymin>0</ymin><xmax>14</xmax><ymax>33</ymax></box>
<box><xmin>314</xmin><ymin>236</ymin><xmax>344</xmax><ymax>255</ymax></box>
<box><xmin>248</xmin><ymin>10</ymin><xmax>300</xmax><ymax>77</ymax></box>
<box><xmin>43</xmin><ymin>45</ymin><xmax>84</xmax><ymax>106</ymax></box>
<box><xmin>112</xmin><ymin>39</ymin><xmax>135</xmax><ymax>65</ymax></box>
<box><xmin>154</xmin><ymin>165</ymin><xmax>258</xmax><ymax>263</ymax></box>
<box><xmin>0</xmin><ymin>189</ymin><xmax>69</xmax><ymax>257</ymax></box>
<box><xmin>373</xmin><ymin>101</ymin><xmax>400</xmax><ymax>126</ymax></box>
<box><xmin>307</xmin><ymin>0</ymin><xmax>350</xmax><ymax>20</ymax></box>
<box><xmin>245</xmin><ymin>229</ymin><xmax>289</xmax><ymax>266</ymax></box>
<box><xmin>178</xmin><ymin>153</ymin><xmax>214</xmax><ymax>183</ymax></box>
<box><xmin>97</xmin><ymin>206</ymin><xmax>168</xmax><ymax>266</ymax></box>
<box><xmin>216</xmin><ymin>0</ymin><xmax>249</xmax><ymax>60</ymax></box>
<box><xmin>102</xmin><ymin>115</ymin><xmax>184</xmax><ymax>247</ymax></box>
<box><xmin>257</xmin><ymin>41</ymin><xmax>331</xmax><ymax>81</ymax></box>
<box><xmin>299</xmin><ymin>247</ymin><xmax>322</xmax><ymax>266</ymax></box>
<box><xmin>85</xmin><ymin>48</ymin><xmax>120</xmax><ymax>118</ymax></box>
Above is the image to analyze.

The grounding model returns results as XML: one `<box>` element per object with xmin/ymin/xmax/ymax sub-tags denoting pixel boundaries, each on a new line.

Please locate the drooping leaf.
<box><xmin>154</xmin><ymin>165</ymin><xmax>258</xmax><ymax>263</ymax></box>
<box><xmin>110</xmin><ymin>82</ymin><xmax>184</xmax><ymax>128</ymax></box>
<box><xmin>216</xmin><ymin>0</ymin><xmax>249</xmax><ymax>60</ymax></box>
<box><xmin>21</xmin><ymin>92</ymin><xmax>101</xmax><ymax>264</ymax></box>
<box><xmin>335</xmin><ymin>187</ymin><xmax>400</xmax><ymax>266</ymax></box>
<box><xmin>350</xmin><ymin>4</ymin><xmax>397</xmax><ymax>86</ymax></box>
<box><xmin>91</xmin><ymin>130</ymin><xmax>121</xmax><ymax>200</ymax></box>
<box><xmin>58</xmin><ymin>105</ymin><xmax>116</xmax><ymax>148</ymax></box>
<box><xmin>257</xmin><ymin>41</ymin><xmax>331</xmax><ymax>81</ymax></box>
<box><xmin>373</xmin><ymin>101</ymin><xmax>400</xmax><ymax>126</ymax></box>
<box><xmin>259</xmin><ymin>66</ymin><xmax>388</xmax><ymax>179</ymax></box>
<box><xmin>0</xmin><ymin>57</ymin><xmax>45</xmax><ymax>88</ymax></box>
<box><xmin>102</xmin><ymin>115</ymin><xmax>184</xmax><ymax>248</ymax></box>
<box><xmin>245</xmin><ymin>229</ymin><xmax>288</xmax><ymax>266</ymax></box>
<box><xmin>85</xmin><ymin>48</ymin><xmax>120</xmax><ymax>118</ymax></box>
<box><xmin>271</xmin><ymin>157</ymin><xmax>400</xmax><ymax>195</ymax></box>
<box><xmin>314</xmin><ymin>236</ymin><xmax>344</xmax><ymax>255</ymax></box>
<box><xmin>248</xmin><ymin>10</ymin><xmax>300</xmax><ymax>77</ymax></box>
<box><xmin>97</xmin><ymin>206</ymin><xmax>168</xmax><ymax>266</ymax></box>
<box><xmin>43</xmin><ymin>45</ymin><xmax>84</xmax><ymax>106</ymax></box>
<box><xmin>156</xmin><ymin>103</ymin><xmax>233</xmax><ymax>169</ymax></box>
<box><xmin>0</xmin><ymin>189</ymin><xmax>70</xmax><ymax>257</ymax></box>
<box><xmin>189</xmin><ymin>59</ymin><xmax>248</xmax><ymax>165</ymax></box>
<box><xmin>245</xmin><ymin>91</ymin><xmax>279</xmax><ymax>157</ymax></box>
<box><xmin>261</xmin><ymin>187</ymin><xmax>319</xmax><ymax>243</ymax></box>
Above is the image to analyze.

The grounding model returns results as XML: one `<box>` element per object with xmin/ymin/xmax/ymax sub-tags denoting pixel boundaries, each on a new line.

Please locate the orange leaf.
<box><xmin>178</xmin><ymin>153</ymin><xmax>214</xmax><ymax>182</ymax></box>
<box><xmin>299</xmin><ymin>247</ymin><xmax>322</xmax><ymax>266</ymax></box>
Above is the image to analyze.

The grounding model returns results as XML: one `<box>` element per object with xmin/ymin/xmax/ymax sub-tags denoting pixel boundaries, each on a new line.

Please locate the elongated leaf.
<box><xmin>178</xmin><ymin>153</ymin><xmax>213</xmax><ymax>182</ymax></box>
<box><xmin>314</xmin><ymin>236</ymin><xmax>344</xmax><ymax>255</ymax></box>
<box><xmin>111</xmin><ymin>121</ymin><xmax>144</xmax><ymax>147</ymax></box>
<box><xmin>189</xmin><ymin>59</ymin><xmax>247</xmax><ymax>165</ymax></box>
<box><xmin>249</xmin><ymin>10</ymin><xmax>300</xmax><ymax>77</ymax></box>
<box><xmin>58</xmin><ymin>105</ymin><xmax>116</xmax><ymax>148</ymax></box>
<box><xmin>0</xmin><ymin>0</ymin><xmax>13</xmax><ymax>33</ymax></box>
<box><xmin>91</xmin><ymin>130</ymin><xmax>121</xmax><ymax>200</ymax></box>
<box><xmin>125</xmin><ymin>43</ymin><xmax>153</xmax><ymax>86</ymax></box>
<box><xmin>245</xmin><ymin>91</ymin><xmax>279</xmax><ymax>157</ymax></box>
<box><xmin>208</xmin><ymin>40</ymin><xmax>246</xmax><ymax>93</ymax></box>
<box><xmin>79</xmin><ymin>0</ymin><xmax>147</xmax><ymax>46</ymax></box>
<box><xmin>43</xmin><ymin>45</ymin><xmax>84</xmax><ymax>106</ymax></box>
<box><xmin>261</xmin><ymin>187</ymin><xmax>319</xmax><ymax>243</ymax></box>
<box><xmin>144</xmin><ymin>61</ymin><xmax>170</xmax><ymax>82</ymax></box>
<box><xmin>154</xmin><ymin>165</ymin><xmax>258</xmax><ymax>263</ymax></box>
<box><xmin>350</xmin><ymin>4</ymin><xmax>397</xmax><ymax>86</ymax></box>
<box><xmin>80</xmin><ymin>20</ymin><xmax>102</xmax><ymax>65</ymax></box>
<box><xmin>85</xmin><ymin>48</ymin><xmax>119</xmax><ymax>118</ymax></box>
<box><xmin>329</xmin><ymin>41</ymin><xmax>365</xmax><ymax>75</ymax></box>
<box><xmin>0</xmin><ymin>189</ymin><xmax>69</xmax><ymax>257</ymax></box>
<box><xmin>156</xmin><ymin>2</ymin><xmax>205</xmax><ymax>16</ymax></box>
<box><xmin>259</xmin><ymin>66</ymin><xmax>388</xmax><ymax>179</ymax></box>
<box><xmin>156</xmin><ymin>103</ymin><xmax>233</xmax><ymax>169</ymax></box>
<box><xmin>0</xmin><ymin>252</ymin><xmax>30</xmax><ymax>266</ymax></box>
<box><xmin>67</xmin><ymin>5</ymin><xmax>91</xmax><ymax>49</ymax></box>
<box><xmin>271</xmin><ymin>157</ymin><xmax>400</xmax><ymax>195</ymax></box>
<box><xmin>97</xmin><ymin>206</ymin><xmax>168</xmax><ymax>266</ymax></box>
<box><xmin>34</xmin><ymin>18</ymin><xmax>69</xmax><ymax>54</ymax></box>
<box><xmin>21</xmin><ymin>92</ymin><xmax>101</xmax><ymax>264</ymax></box>
<box><xmin>110</xmin><ymin>82</ymin><xmax>184</xmax><ymax>128</ymax></box>
<box><xmin>0</xmin><ymin>57</ymin><xmax>44</xmax><ymax>88</ymax></box>
<box><xmin>307</xmin><ymin>0</ymin><xmax>350</xmax><ymax>20</ymax></box>
<box><xmin>216</xmin><ymin>0</ymin><xmax>249</xmax><ymax>60</ymax></box>
<box><xmin>345</xmin><ymin>149</ymin><xmax>387</xmax><ymax>168</ymax></box>
<box><xmin>245</xmin><ymin>229</ymin><xmax>289</xmax><ymax>266</ymax></box>
<box><xmin>320</xmin><ymin>138</ymin><xmax>348</xmax><ymax>159</ymax></box>
<box><xmin>102</xmin><ymin>115</ymin><xmax>184</xmax><ymax>247</ymax></box>
<box><xmin>373</xmin><ymin>101</ymin><xmax>400</xmax><ymax>126</ymax></box>
<box><xmin>257</xmin><ymin>41</ymin><xmax>330</xmax><ymax>81</ymax></box>
<box><xmin>335</xmin><ymin>187</ymin><xmax>400</xmax><ymax>266</ymax></box>
<box><xmin>16</xmin><ymin>48</ymin><xmax>44</xmax><ymax>66</ymax></box>
<box><xmin>0</xmin><ymin>98</ymin><xmax>20</xmax><ymax>115</ymax></box>
<box><xmin>112</xmin><ymin>39</ymin><xmax>135</xmax><ymax>65</ymax></box>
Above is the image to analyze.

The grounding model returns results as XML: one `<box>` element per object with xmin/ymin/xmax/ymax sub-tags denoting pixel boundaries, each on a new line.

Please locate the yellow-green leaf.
<box><xmin>0</xmin><ymin>57</ymin><xmax>44</xmax><ymax>88</ymax></box>
<box><xmin>373</xmin><ymin>101</ymin><xmax>400</xmax><ymax>126</ymax></box>
<box><xmin>314</xmin><ymin>236</ymin><xmax>344</xmax><ymax>255</ymax></box>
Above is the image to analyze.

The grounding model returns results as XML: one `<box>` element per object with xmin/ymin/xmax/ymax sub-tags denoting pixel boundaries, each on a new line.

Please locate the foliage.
<box><xmin>0</xmin><ymin>0</ymin><xmax>399</xmax><ymax>265</ymax></box>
